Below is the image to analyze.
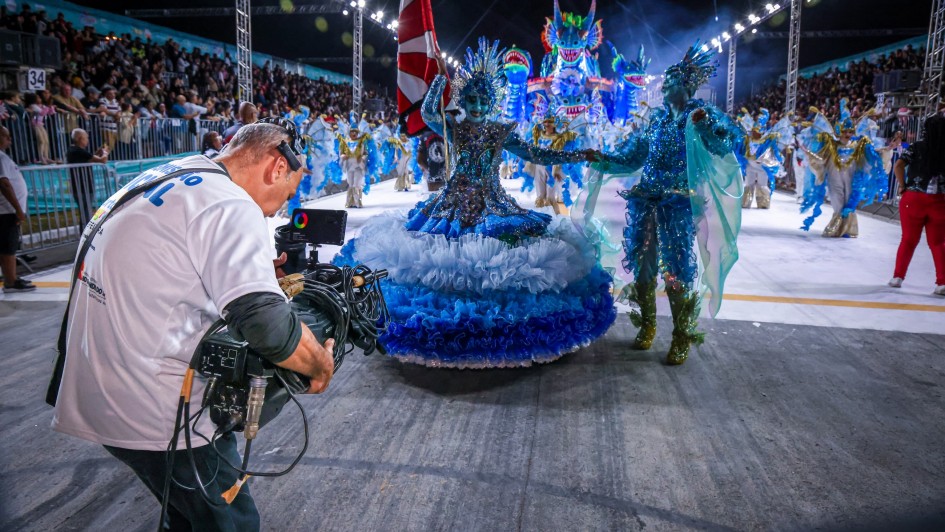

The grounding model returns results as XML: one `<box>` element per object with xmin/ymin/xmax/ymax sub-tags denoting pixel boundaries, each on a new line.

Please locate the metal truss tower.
<box><xmin>784</xmin><ymin>0</ymin><xmax>802</xmax><ymax>115</ymax></box>
<box><xmin>236</xmin><ymin>0</ymin><xmax>253</xmax><ymax>104</ymax></box>
<box><xmin>352</xmin><ymin>7</ymin><xmax>364</xmax><ymax>115</ymax></box>
<box><xmin>726</xmin><ymin>38</ymin><xmax>737</xmax><ymax>114</ymax></box>
<box><xmin>922</xmin><ymin>0</ymin><xmax>944</xmax><ymax>119</ymax></box>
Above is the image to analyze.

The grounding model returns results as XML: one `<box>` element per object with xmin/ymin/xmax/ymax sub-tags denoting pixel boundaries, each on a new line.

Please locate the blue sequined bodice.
<box><xmin>407</xmin><ymin>120</ymin><xmax>552</xmax><ymax>238</ymax></box>
<box><xmin>450</xmin><ymin>121</ymin><xmax>515</xmax><ymax>189</ymax></box>
<box><xmin>637</xmin><ymin>105</ymin><xmax>694</xmax><ymax>195</ymax></box>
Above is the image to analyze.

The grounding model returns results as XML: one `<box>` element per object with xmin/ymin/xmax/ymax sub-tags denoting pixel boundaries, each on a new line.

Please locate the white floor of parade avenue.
<box><xmin>9</xmin><ymin>176</ymin><xmax>943</xmax><ymax>334</ymax></box>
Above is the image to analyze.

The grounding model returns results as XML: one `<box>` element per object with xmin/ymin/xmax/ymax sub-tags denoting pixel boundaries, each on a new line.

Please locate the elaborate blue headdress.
<box><xmin>451</xmin><ymin>37</ymin><xmax>508</xmax><ymax>117</ymax></box>
<box><xmin>756</xmin><ymin>108</ymin><xmax>770</xmax><ymax>130</ymax></box>
<box><xmin>664</xmin><ymin>42</ymin><xmax>717</xmax><ymax>95</ymax></box>
<box><xmin>348</xmin><ymin>111</ymin><xmax>360</xmax><ymax>132</ymax></box>
<box><xmin>836</xmin><ymin>98</ymin><xmax>855</xmax><ymax>133</ymax></box>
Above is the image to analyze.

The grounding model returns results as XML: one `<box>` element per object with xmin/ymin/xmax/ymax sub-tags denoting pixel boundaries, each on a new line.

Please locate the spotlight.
<box><xmin>441</xmin><ymin>51</ymin><xmax>448</xmax><ymax>58</ymax></box>
<box><xmin>735</xmin><ymin>23</ymin><xmax>745</xmax><ymax>33</ymax></box>
<box><xmin>357</xmin><ymin>0</ymin><xmax>365</xmax><ymax>7</ymax></box>
<box><xmin>343</xmin><ymin>9</ymin><xmax>349</xmax><ymax>15</ymax></box>
<box><xmin>752</xmin><ymin>28</ymin><xmax>758</xmax><ymax>34</ymax></box>
<box><xmin>350</xmin><ymin>1</ymin><xmax>356</xmax><ymax>6</ymax></box>
<box><xmin>722</xmin><ymin>31</ymin><xmax>731</xmax><ymax>41</ymax></box>
<box><xmin>701</xmin><ymin>44</ymin><xmax>709</xmax><ymax>53</ymax></box>
<box><xmin>391</xmin><ymin>20</ymin><xmax>399</xmax><ymax>29</ymax></box>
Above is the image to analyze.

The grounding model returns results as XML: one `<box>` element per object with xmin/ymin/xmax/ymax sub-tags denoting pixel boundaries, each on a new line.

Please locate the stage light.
<box><xmin>752</xmin><ymin>28</ymin><xmax>758</xmax><ymax>34</ymax></box>
<box><xmin>441</xmin><ymin>51</ymin><xmax>448</xmax><ymax>58</ymax></box>
<box><xmin>343</xmin><ymin>9</ymin><xmax>349</xmax><ymax>15</ymax></box>
<box><xmin>765</xmin><ymin>3</ymin><xmax>775</xmax><ymax>13</ymax></box>
<box><xmin>391</xmin><ymin>20</ymin><xmax>399</xmax><ymax>29</ymax></box>
<box><xmin>722</xmin><ymin>32</ymin><xmax>731</xmax><ymax>41</ymax></box>
<box><xmin>350</xmin><ymin>1</ymin><xmax>356</xmax><ymax>6</ymax></box>
<box><xmin>701</xmin><ymin>44</ymin><xmax>709</xmax><ymax>53</ymax></box>
<box><xmin>735</xmin><ymin>23</ymin><xmax>745</xmax><ymax>33</ymax></box>
<box><xmin>357</xmin><ymin>0</ymin><xmax>365</xmax><ymax>7</ymax></box>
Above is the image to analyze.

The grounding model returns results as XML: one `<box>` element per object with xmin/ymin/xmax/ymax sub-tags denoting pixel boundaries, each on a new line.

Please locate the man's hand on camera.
<box><xmin>305</xmin><ymin>337</ymin><xmax>334</xmax><ymax>394</ymax></box>
<box><xmin>273</xmin><ymin>251</ymin><xmax>288</xmax><ymax>279</ymax></box>
<box><xmin>276</xmin><ymin>323</ymin><xmax>335</xmax><ymax>394</ymax></box>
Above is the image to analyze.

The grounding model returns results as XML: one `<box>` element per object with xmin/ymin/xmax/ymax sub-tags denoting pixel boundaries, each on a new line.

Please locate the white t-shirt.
<box><xmin>0</xmin><ymin>151</ymin><xmax>28</xmax><ymax>215</ymax></box>
<box><xmin>52</xmin><ymin>155</ymin><xmax>285</xmax><ymax>450</ymax></box>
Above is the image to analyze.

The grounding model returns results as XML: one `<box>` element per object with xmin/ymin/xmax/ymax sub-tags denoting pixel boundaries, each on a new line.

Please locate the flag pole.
<box><xmin>440</xmin><ymin>93</ymin><xmax>450</xmax><ymax>182</ymax></box>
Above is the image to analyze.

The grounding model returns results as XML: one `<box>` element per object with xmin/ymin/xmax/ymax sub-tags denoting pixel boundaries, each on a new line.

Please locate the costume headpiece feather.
<box><xmin>663</xmin><ymin>41</ymin><xmax>717</xmax><ymax>95</ymax></box>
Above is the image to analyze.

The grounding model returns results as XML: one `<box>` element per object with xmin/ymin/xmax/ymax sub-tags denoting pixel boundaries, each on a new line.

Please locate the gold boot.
<box><xmin>629</xmin><ymin>280</ymin><xmax>657</xmax><ymax>350</ymax></box>
<box><xmin>665</xmin><ymin>284</ymin><xmax>705</xmax><ymax>365</ymax></box>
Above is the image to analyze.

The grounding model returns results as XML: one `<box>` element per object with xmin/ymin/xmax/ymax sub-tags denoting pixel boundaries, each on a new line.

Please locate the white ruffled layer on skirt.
<box><xmin>350</xmin><ymin>212</ymin><xmax>598</xmax><ymax>295</ymax></box>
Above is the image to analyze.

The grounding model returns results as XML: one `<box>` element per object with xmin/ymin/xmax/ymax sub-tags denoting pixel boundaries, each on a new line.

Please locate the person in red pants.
<box><xmin>889</xmin><ymin>114</ymin><xmax>945</xmax><ymax>296</ymax></box>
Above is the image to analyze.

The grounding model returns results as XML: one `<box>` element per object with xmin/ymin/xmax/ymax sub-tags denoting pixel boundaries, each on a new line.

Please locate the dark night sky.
<box><xmin>73</xmin><ymin>0</ymin><xmax>931</xmax><ymax>99</ymax></box>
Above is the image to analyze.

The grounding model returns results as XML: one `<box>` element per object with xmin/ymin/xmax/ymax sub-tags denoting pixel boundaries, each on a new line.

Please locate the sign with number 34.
<box><xmin>25</xmin><ymin>68</ymin><xmax>46</xmax><ymax>91</ymax></box>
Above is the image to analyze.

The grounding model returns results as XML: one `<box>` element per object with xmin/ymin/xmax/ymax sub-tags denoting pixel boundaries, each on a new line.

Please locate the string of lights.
<box><xmin>341</xmin><ymin>0</ymin><xmax>397</xmax><ymax>39</ymax></box>
<box><xmin>705</xmin><ymin>2</ymin><xmax>788</xmax><ymax>54</ymax></box>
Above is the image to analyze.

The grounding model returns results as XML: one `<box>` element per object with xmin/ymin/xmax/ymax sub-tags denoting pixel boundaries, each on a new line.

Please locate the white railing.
<box><xmin>2</xmin><ymin>113</ymin><xmax>232</xmax><ymax>166</ymax></box>
<box><xmin>18</xmin><ymin>162</ymin><xmax>119</xmax><ymax>252</ymax></box>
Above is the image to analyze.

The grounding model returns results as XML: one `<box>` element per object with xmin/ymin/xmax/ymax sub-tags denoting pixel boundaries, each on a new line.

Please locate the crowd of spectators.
<box><xmin>0</xmin><ymin>3</ymin><xmax>391</xmax><ymax>164</ymax></box>
<box><xmin>742</xmin><ymin>45</ymin><xmax>927</xmax><ymax>121</ymax></box>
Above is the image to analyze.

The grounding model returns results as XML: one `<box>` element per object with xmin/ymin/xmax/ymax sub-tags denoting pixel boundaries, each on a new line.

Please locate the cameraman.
<box><xmin>50</xmin><ymin>122</ymin><xmax>335</xmax><ymax>531</ymax></box>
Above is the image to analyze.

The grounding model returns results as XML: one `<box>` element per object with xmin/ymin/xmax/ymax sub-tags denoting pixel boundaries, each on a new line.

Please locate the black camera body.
<box><xmin>196</xmin><ymin>209</ymin><xmax>388</xmax><ymax>436</ymax></box>
<box><xmin>197</xmin><ymin>331</ymin><xmax>307</xmax><ymax>434</ymax></box>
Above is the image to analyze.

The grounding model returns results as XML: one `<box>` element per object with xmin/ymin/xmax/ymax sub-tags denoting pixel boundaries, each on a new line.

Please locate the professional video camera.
<box><xmin>194</xmin><ymin>208</ymin><xmax>388</xmax><ymax>438</ymax></box>
<box><xmin>168</xmin><ymin>209</ymin><xmax>388</xmax><ymax>512</ymax></box>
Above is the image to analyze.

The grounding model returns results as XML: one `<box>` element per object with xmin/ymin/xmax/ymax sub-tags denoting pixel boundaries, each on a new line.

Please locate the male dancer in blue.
<box><xmin>597</xmin><ymin>45</ymin><xmax>743</xmax><ymax>365</ymax></box>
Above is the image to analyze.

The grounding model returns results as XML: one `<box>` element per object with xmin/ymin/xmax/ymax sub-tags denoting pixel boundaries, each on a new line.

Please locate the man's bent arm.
<box><xmin>223</xmin><ymin>292</ymin><xmax>334</xmax><ymax>393</ymax></box>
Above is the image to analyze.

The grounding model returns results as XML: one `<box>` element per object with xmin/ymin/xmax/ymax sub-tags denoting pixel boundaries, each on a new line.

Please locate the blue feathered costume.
<box><xmin>335</xmin><ymin>38</ymin><xmax>615</xmax><ymax>368</ymax></box>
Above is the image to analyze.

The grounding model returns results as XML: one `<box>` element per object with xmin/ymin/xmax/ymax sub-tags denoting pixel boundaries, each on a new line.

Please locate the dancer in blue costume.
<box><xmin>798</xmin><ymin>99</ymin><xmax>890</xmax><ymax>238</ymax></box>
<box><xmin>336</xmin><ymin>38</ymin><xmax>616</xmax><ymax>368</ymax></box>
<box><xmin>580</xmin><ymin>44</ymin><xmax>743</xmax><ymax>365</ymax></box>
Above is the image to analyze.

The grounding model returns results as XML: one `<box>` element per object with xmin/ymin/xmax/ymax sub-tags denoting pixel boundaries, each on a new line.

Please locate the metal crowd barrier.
<box><xmin>18</xmin><ymin>162</ymin><xmax>119</xmax><ymax>252</ymax></box>
<box><xmin>2</xmin><ymin>113</ymin><xmax>231</xmax><ymax>167</ymax></box>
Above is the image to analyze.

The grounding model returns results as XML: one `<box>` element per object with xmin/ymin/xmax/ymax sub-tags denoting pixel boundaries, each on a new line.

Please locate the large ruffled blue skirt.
<box><xmin>335</xmin><ymin>212</ymin><xmax>616</xmax><ymax>368</ymax></box>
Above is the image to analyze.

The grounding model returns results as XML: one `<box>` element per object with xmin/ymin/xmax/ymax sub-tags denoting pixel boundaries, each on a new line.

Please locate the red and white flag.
<box><xmin>397</xmin><ymin>0</ymin><xmax>452</xmax><ymax>136</ymax></box>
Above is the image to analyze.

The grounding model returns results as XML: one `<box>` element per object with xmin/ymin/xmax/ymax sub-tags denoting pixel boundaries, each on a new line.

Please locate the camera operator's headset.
<box><xmin>260</xmin><ymin>117</ymin><xmax>307</xmax><ymax>172</ymax></box>
<box><xmin>46</xmin><ymin>118</ymin><xmax>307</xmax><ymax>407</ymax></box>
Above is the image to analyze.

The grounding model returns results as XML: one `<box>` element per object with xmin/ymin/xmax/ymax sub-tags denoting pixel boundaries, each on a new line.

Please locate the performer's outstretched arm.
<box><xmin>421</xmin><ymin>75</ymin><xmax>451</xmax><ymax>138</ymax></box>
<box><xmin>598</xmin><ymin>134</ymin><xmax>648</xmax><ymax>174</ymax></box>
<box><xmin>504</xmin><ymin>132</ymin><xmax>592</xmax><ymax>166</ymax></box>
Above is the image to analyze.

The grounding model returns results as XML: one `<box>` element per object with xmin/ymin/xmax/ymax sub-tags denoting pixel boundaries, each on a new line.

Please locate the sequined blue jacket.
<box><xmin>605</xmin><ymin>99</ymin><xmax>739</xmax><ymax>197</ymax></box>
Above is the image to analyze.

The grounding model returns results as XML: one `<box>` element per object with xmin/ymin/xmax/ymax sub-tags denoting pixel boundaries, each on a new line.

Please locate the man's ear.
<box><xmin>262</xmin><ymin>152</ymin><xmax>288</xmax><ymax>185</ymax></box>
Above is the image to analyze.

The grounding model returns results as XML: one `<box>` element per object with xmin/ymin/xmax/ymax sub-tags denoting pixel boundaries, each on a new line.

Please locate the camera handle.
<box><xmin>308</xmin><ymin>244</ymin><xmax>322</xmax><ymax>268</ymax></box>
